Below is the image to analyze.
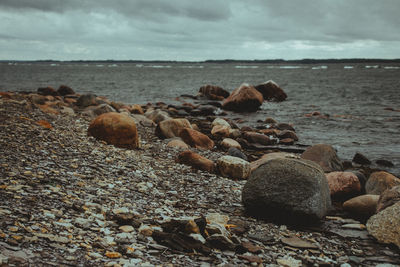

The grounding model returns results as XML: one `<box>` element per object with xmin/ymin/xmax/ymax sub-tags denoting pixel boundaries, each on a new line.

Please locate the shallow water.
<box><xmin>1</xmin><ymin>62</ymin><xmax>399</xmax><ymax>174</ymax></box>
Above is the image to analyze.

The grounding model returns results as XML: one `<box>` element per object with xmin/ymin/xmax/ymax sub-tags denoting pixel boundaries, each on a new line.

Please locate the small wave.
<box><xmin>50</xmin><ymin>63</ymin><xmax>59</xmax><ymax>67</ymax></box>
<box><xmin>96</xmin><ymin>64</ymin><xmax>104</xmax><ymax>67</ymax></box>
<box><xmin>365</xmin><ymin>65</ymin><xmax>379</xmax><ymax>69</ymax></box>
<box><xmin>235</xmin><ymin>65</ymin><xmax>259</xmax><ymax>69</ymax></box>
<box><xmin>145</xmin><ymin>65</ymin><xmax>172</xmax><ymax>68</ymax></box>
<box><xmin>344</xmin><ymin>66</ymin><xmax>354</xmax><ymax>69</ymax></box>
<box><xmin>312</xmin><ymin>66</ymin><xmax>328</xmax><ymax>70</ymax></box>
<box><xmin>136</xmin><ymin>64</ymin><xmax>144</xmax><ymax>68</ymax></box>
<box><xmin>180</xmin><ymin>65</ymin><xmax>204</xmax><ymax>69</ymax></box>
<box><xmin>384</xmin><ymin>66</ymin><xmax>400</xmax><ymax>69</ymax></box>
<box><xmin>108</xmin><ymin>64</ymin><xmax>118</xmax><ymax>67</ymax></box>
<box><xmin>279</xmin><ymin>66</ymin><xmax>301</xmax><ymax>69</ymax></box>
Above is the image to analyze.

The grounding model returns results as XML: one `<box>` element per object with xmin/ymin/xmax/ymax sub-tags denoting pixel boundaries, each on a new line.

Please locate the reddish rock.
<box><xmin>264</xmin><ymin>117</ymin><xmax>277</xmax><ymax>123</ymax></box>
<box><xmin>37</xmin><ymin>104</ymin><xmax>59</xmax><ymax>115</ymax></box>
<box><xmin>178</xmin><ymin>128</ymin><xmax>214</xmax><ymax>150</ymax></box>
<box><xmin>325</xmin><ymin>172</ymin><xmax>361</xmax><ymax>198</ymax></box>
<box><xmin>377</xmin><ymin>185</ymin><xmax>400</xmax><ymax>213</ymax></box>
<box><xmin>278</xmin><ymin>130</ymin><xmax>298</xmax><ymax>141</ymax></box>
<box><xmin>64</xmin><ymin>97</ymin><xmax>77</xmax><ymax>105</ymax></box>
<box><xmin>259</xmin><ymin>128</ymin><xmax>280</xmax><ymax>137</ymax></box>
<box><xmin>0</xmin><ymin>92</ymin><xmax>13</xmax><ymax>99</ymax></box>
<box><xmin>37</xmin><ymin>86</ymin><xmax>58</xmax><ymax>96</ymax></box>
<box><xmin>301</xmin><ymin>144</ymin><xmax>343</xmax><ymax>172</ymax></box>
<box><xmin>130</xmin><ymin>104</ymin><xmax>144</xmax><ymax>114</ymax></box>
<box><xmin>35</xmin><ymin>120</ymin><xmax>53</xmax><ymax>129</ymax></box>
<box><xmin>222</xmin><ymin>84</ymin><xmax>263</xmax><ymax>112</ymax></box>
<box><xmin>88</xmin><ymin>112</ymin><xmax>139</xmax><ymax>149</ymax></box>
<box><xmin>155</xmin><ymin>118</ymin><xmax>192</xmax><ymax>139</ymax></box>
<box><xmin>211</xmin><ymin>125</ymin><xmax>231</xmax><ymax>138</ymax></box>
<box><xmin>57</xmin><ymin>85</ymin><xmax>75</xmax><ymax>96</ymax></box>
<box><xmin>366</xmin><ymin>171</ymin><xmax>400</xmax><ymax>195</ymax></box>
<box><xmin>176</xmin><ymin>150</ymin><xmax>215</xmax><ymax>173</ymax></box>
<box><xmin>343</xmin><ymin>195</ymin><xmax>379</xmax><ymax>218</ymax></box>
<box><xmin>254</xmin><ymin>80</ymin><xmax>287</xmax><ymax>102</ymax></box>
<box><xmin>279</xmin><ymin>138</ymin><xmax>294</xmax><ymax>145</ymax></box>
<box><xmin>243</xmin><ymin>131</ymin><xmax>272</xmax><ymax>145</ymax></box>
<box><xmin>198</xmin><ymin>85</ymin><xmax>230</xmax><ymax>100</ymax></box>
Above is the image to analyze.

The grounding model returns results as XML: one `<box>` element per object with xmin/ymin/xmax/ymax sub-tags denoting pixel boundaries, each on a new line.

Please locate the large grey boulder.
<box><xmin>242</xmin><ymin>158</ymin><xmax>331</xmax><ymax>224</ymax></box>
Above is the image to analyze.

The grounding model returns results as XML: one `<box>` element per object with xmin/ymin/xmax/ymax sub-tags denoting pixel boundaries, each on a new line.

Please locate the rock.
<box><xmin>217</xmin><ymin>155</ymin><xmax>251</xmax><ymax>179</ymax></box>
<box><xmin>227</xmin><ymin>147</ymin><xmax>247</xmax><ymax>161</ymax></box>
<box><xmin>37</xmin><ymin>86</ymin><xmax>58</xmax><ymax>96</ymax></box>
<box><xmin>88</xmin><ymin>112</ymin><xmax>139</xmax><ymax>149</ymax></box>
<box><xmin>30</xmin><ymin>94</ymin><xmax>47</xmax><ymax>105</ymax></box>
<box><xmin>243</xmin><ymin>131</ymin><xmax>273</xmax><ymax>145</ymax></box>
<box><xmin>221</xmin><ymin>138</ymin><xmax>241</xmax><ymax>150</ymax></box>
<box><xmin>276</xmin><ymin>123</ymin><xmax>295</xmax><ymax>132</ymax></box>
<box><xmin>130</xmin><ymin>114</ymin><xmax>156</xmax><ymax>127</ymax></box>
<box><xmin>130</xmin><ymin>104</ymin><xmax>144</xmax><ymax>114</ymax></box>
<box><xmin>178</xmin><ymin>128</ymin><xmax>214</xmax><ymax>150</ymax></box>
<box><xmin>281</xmin><ymin>237</ymin><xmax>318</xmax><ymax>249</ymax></box>
<box><xmin>91</xmin><ymin>104</ymin><xmax>116</xmax><ymax>117</ymax></box>
<box><xmin>167</xmin><ymin>139</ymin><xmax>189</xmax><ymax>149</ymax></box>
<box><xmin>343</xmin><ymin>195</ymin><xmax>379</xmax><ymax>218</ymax></box>
<box><xmin>206</xmin><ymin>234</ymin><xmax>236</xmax><ymax>251</ymax></box>
<box><xmin>242</xmin><ymin>158</ymin><xmax>331</xmax><ymax>224</ymax></box>
<box><xmin>76</xmin><ymin>94</ymin><xmax>97</xmax><ymax>108</ymax></box>
<box><xmin>250</xmin><ymin>152</ymin><xmax>298</xmax><ymax>173</ymax></box>
<box><xmin>198</xmin><ymin>85</ymin><xmax>230</xmax><ymax>101</ymax></box>
<box><xmin>176</xmin><ymin>150</ymin><xmax>215</xmax><ymax>173</ymax></box>
<box><xmin>278</xmin><ymin>130</ymin><xmax>298</xmax><ymax>141</ymax></box>
<box><xmin>155</xmin><ymin>118</ymin><xmax>192</xmax><ymax>139</ymax></box>
<box><xmin>352</xmin><ymin>152</ymin><xmax>371</xmax><ymax>165</ymax></box>
<box><xmin>222</xmin><ymin>84</ymin><xmax>264</xmax><ymax>112</ymax></box>
<box><xmin>211</xmin><ymin>125</ymin><xmax>231</xmax><ymax>138</ymax></box>
<box><xmin>57</xmin><ymin>85</ymin><xmax>75</xmax><ymax>96</ymax></box>
<box><xmin>367</xmin><ymin>201</ymin><xmax>400</xmax><ymax>248</ymax></box>
<box><xmin>211</xmin><ymin>118</ymin><xmax>231</xmax><ymax>128</ymax></box>
<box><xmin>325</xmin><ymin>172</ymin><xmax>361</xmax><ymax>199</ymax></box>
<box><xmin>280</xmin><ymin>138</ymin><xmax>294</xmax><ymax>145</ymax></box>
<box><xmin>301</xmin><ymin>144</ymin><xmax>343</xmax><ymax>172</ymax></box>
<box><xmin>190</xmin><ymin>105</ymin><xmax>217</xmax><ymax>116</ymax></box>
<box><xmin>376</xmin><ymin>185</ymin><xmax>400</xmax><ymax>213</ymax></box>
<box><xmin>264</xmin><ymin>117</ymin><xmax>277</xmax><ymax>124</ymax></box>
<box><xmin>366</xmin><ymin>171</ymin><xmax>400</xmax><ymax>195</ymax></box>
<box><xmin>254</xmin><ymin>80</ymin><xmax>287</xmax><ymax>102</ymax></box>
<box><xmin>375</xmin><ymin>159</ymin><xmax>394</xmax><ymax>167</ymax></box>
<box><xmin>60</xmin><ymin>106</ymin><xmax>75</xmax><ymax>116</ymax></box>
<box><xmin>276</xmin><ymin>256</ymin><xmax>302</xmax><ymax>267</ymax></box>
<box><xmin>145</xmin><ymin>109</ymin><xmax>171</xmax><ymax>124</ymax></box>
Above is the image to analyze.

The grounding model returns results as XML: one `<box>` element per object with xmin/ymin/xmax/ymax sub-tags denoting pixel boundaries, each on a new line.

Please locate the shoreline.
<box><xmin>0</xmin><ymin>89</ymin><xmax>399</xmax><ymax>266</ymax></box>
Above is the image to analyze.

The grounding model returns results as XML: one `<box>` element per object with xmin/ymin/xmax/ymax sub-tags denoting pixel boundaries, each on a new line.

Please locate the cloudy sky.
<box><xmin>1</xmin><ymin>0</ymin><xmax>399</xmax><ymax>61</ymax></box>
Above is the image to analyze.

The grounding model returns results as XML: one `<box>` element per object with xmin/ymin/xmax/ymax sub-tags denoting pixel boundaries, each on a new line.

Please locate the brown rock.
<box><xmin>241</xmin><ymin>241</ymin><xmax>263</xmax><ymax>253</ymax></box>
<box><xmin>88</xmin><ymin>112</ymin><xmax>139</xmax><ymax>149</ymax></box>
<box><xmin>178</xmin><ymin>128</ymin><xmax>214</xmax><ymax>150</ymax></box>
<box><xmin>278</xmin><ymin>130</ymin><xmax>298</xmax><ymax>141</ymax></box>
<box><xmin>377</xmin><ymin>185</ymin><xmax>400</xmax><ymax>213</ymax></box>
<box><xmin>30</xmin><ymin>94</ymin><xmax>47</xmax><ymax>105</ymax></box>
<box><xmin>254</xmin><ymin>80</ymin><xmax>287</xmax><ymax>102</ymax></box>
<box><xmin>264</xmin><ymin>117</ymin><xmax>277</xmax><ymax>123</ymax></box>
<box><xmin>37</xmin><ymin>104</ymin><xmax>59</xmax><ymax>115</ymax></box>
<box><xmin>76</xmin><ymin>94</ymin><xmax>97</xmax><ymax>108</ymax></box>
<box><xmin>243</xmin><ymin>131</ymin><xmax>273</xmax><ymax>145</ymax></box>
<box><xmin>279</xmin><ymin>138</ymin><xmax>294</xmax><ymax>145</ymax></box>
<box><xmin>38</xmin><ymin>86</ymin><xmax>58</xmax><ymax>96</ymax></box>
<box><xmin>217</xmin><ymin>155</ymin><xmax>250</xmax><ymax>179</ymax></box>
<box><xmin>367</xmin><ymin>201</ymin><xmax>400</xmax><ymax>248</ymax></box>
<box><xmin>57</xmin><ymin>85</ymin><xmax>75</xmax><ymax>96</ymax></box>
<box><xmin>301</xmin><ymin>144</ymin><xmax>343</xmax><ymax>172</ymax></box>
<box><xmin>222</xmin><ymin>84</ymin><xmax>264</xmax><ymax>112</ymax></box>
<box><xmin>326</xmin><ymin>172</ymin><xmax>361</xmax><ymax>198</ymax></box>
<box><xmin>343</xmin><ymin>195</ymin><xmax>380</xmax><ymax>218</ymax></box>
<box><xmin>130</xmin><ymin>104</ymin><xmax>144</xmax><ymax>114</ymax></box>
<box><xmin>167</xmin><ymin>139</ymin><xmax>189</xmax><ymax>149</ymax></box>
<box><xmin>281</xmin><ymin>237</ymin><xmax>318</xmax><ymax>249</ymax></box>
<box><xmin>211</xmin><ymin>125</ymin><xmax>231</xmax><ymax>138</ymax></box>
<box><xmin>35</xmin><ymin>120</ymin><xmax>53</xmax><ymax>129</ymax></box>
<box><xmin>155</xmin><ymin>118</ymin><xmax>192</xmax><ymax>139</ymax></box>
<box><xmin>366</xmin><ymin>171</ymin><xmax>400</xmax><ymax>195</ymax></box>
<box><xmin>221</xmin><ymin>138</ymin><xmax>241</xmax><ymax>150</ymax></box>
<box><xmin>198</xmin><ymin>85</ymin><xmax>230</xmax><ymax>100</ymax></box>
<box><xmin>259</xmin><ymin>128</ymin><xmax>280</xmax><ymax>137</ymax></box>
<box><xmin>176</xmin><ymin>150</ymin><xmax>214</xmax><ymax>173</ymax></box>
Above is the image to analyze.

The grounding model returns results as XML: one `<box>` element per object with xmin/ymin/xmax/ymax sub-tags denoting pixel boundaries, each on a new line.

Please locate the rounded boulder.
<box><xmin>217</xmin><ymin>155</ymin><xmax>250</xmax><ymax>180</ymax></box>
<box><xmin>365</xmin><ymin>171</ymin><xmax>400</xmax><ymax>195</ymax></box>
<box><xmin>242</xmin><ymin>158</ymin><xmax>331</xmax><ymax>224</ymax></box>
<box><xmin>222</xmin><ymin>84</ymin><xmax>264</xmax><ymax>112</ymax></box>
<box><xmin>88</xmin><ymin>112</ymin><xmax>139</xmax><ymax>149</ymax></box>
<box><xmin>301</xmin><ymin>144</ymin><xmax>343</xmax><ymax>172</ymax></box>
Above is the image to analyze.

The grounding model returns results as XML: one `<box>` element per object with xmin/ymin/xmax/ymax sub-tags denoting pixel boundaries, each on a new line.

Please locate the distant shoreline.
<box><xmin>1</xmin><ymin>58</ymin><xmax>400</xmax><ymax>64</ymax></box>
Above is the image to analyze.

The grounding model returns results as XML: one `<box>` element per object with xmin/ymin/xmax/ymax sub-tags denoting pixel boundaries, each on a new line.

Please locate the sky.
<box><xmin>1</xmin><ymin>0</ymin><xmax>400</xmax><ymax>61</ymax></box>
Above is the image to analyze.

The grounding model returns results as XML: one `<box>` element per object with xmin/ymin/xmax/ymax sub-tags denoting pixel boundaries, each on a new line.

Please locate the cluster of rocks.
<box><xmin>1</xmin><ymin>84</ymin><xmax>399</xmax><ymax>266</ymax></box>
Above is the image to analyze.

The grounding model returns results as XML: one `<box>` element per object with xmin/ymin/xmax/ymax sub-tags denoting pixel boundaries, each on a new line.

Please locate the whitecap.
<box><xmin>384</xmin><ymin>66</ymin><xmax>400</xmax><ymax>69</ymax></box>
<box><xmin>344</xmin><ymin>66</ymin><xmax>354</xmax><ymax>69</ymax></box>
<box><xmin>234</xmin><ymin>65</ymin><xmax>259</xmax><ymax>69</ymax></box>
<box><xmin>365</xmin><ymin>65</ymin><xmax>379</xmax><ymax>69</ymax></box>
<box><xmin>279</xmin><ymin>66</ymin><xmax>301</xmax><ymax>69</ymax></box>
<box><xmin>312</xmin><ymin>66</ymin><xmax>328</xmax><ymax>70</ymax></box>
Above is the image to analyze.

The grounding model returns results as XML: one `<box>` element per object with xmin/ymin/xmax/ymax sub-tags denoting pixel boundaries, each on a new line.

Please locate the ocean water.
<box><xmin>1</xmin><ymin>62</ymin><xmax>399</xmax><ymax>175</ymax></box>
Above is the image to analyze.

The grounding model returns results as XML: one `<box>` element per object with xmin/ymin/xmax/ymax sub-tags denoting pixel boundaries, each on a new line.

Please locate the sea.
<box><xmin>1</xmin><ymin>62</ymin><xmax>399</xmax><ymax>175</ymax></box>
